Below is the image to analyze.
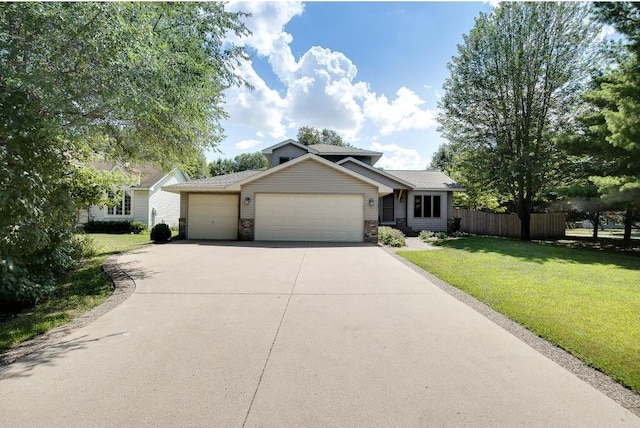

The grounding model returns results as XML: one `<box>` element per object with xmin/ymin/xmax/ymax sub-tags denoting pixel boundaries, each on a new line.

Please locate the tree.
<box><xmin>0</xmin><ymin>3</ymin><xmax>248</xmax><ymax>310</ymax></box>
<box><xmin>296</xmin><ymin>126</ymin><xmax>351</xmax><ymax>147</ymax></box>
<box><xmin>181</xmin><ymin>151</ymin><xmax>211</xmax><ymax>180</ymax></box>
<box><xmin>438</xmin><ymin>2</ymin><xmax>599</xmax><ymax>240</ymax></box>
<box><xmin>209</xmin><ymin>152</ymin><xmax>269</xmax><ymax>177</ymax></box>
<box><xmin>571</xmin><ymin>2</ymin><xmax>640</xmax><ymax>244</ymax></box>
<box><xmin>430</xmin><ymin>143</ymin><xmax>504</xmax><ymax>211</ymax></box>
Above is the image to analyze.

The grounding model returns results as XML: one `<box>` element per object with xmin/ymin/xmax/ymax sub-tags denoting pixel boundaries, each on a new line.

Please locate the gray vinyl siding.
<box><xmin>340</xmin><ymin>162</ymin><xmax>411</xmax><ymax>190</ymax></box>
<box><xmin>407</xmin><ymin>191</ymin><xmax>448</xmax><ymax>231</ymax></box>
<box><xmin>447</xmin><ymin>192</ymin><xmax>454</xmax><ymax>219</ymax></box>
<box><xmin>271</xmin><ymin>144</ymin><xmax>309</xmax><ymax>166</ymax></box>
<box><xmin>240</xmin><ymin>159</ymin><xmax>378</xmax><ymax>220</ymax></box>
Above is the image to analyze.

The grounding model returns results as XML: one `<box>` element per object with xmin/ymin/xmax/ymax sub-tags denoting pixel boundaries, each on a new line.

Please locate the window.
<box><xmin>107</xmin><ymin>189</ymin><xmax>132</xmax><ymax>216</ymax></box>
<box><xmin>413</xmin><ymin>195</ymin><xmax>441</xmax><ymax>218</ymax></box>
<box><xmin>279</xmin><ymin>156</ymin><xmax>291</xmax><ymax>164</ymax></box>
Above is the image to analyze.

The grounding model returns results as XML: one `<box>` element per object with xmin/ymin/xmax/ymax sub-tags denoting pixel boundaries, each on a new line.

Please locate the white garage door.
<box><xmin>255</xmin><ymin>194</ymin><xmax>363</xmax><ymax>242</ymax></box>
<box><xmin>188</xmin><ymin>194</ymin><xmax>238</xmax><ymax>240</ymax></box>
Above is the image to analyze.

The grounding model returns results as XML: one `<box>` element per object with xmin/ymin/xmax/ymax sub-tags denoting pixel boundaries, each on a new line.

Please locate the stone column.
<box><xmin>364</xmin><ymin>220</ymin><xmax>378</xmax><ymax>243</ymax></box>
<box><xmin>238</xmin><ymin>219</ymin><xmax>254</xmax><ymax>241</ymax></box>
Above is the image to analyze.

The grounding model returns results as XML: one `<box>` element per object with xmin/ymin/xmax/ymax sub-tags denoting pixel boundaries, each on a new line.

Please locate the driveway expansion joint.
<box><xmin>241</xmin><ymin>243</ymin><xmax>309</xmax><ymax>427</ymax></box>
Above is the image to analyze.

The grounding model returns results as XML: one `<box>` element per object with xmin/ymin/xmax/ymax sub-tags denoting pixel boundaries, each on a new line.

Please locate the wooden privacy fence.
<box><xmin>455</xmin><ymin>209</ymin><xmax>566</xmax><ymax>240</ymax></box>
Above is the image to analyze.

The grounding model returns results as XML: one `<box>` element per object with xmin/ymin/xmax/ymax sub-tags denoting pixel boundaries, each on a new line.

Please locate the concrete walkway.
<box><xmin>0</xmin><ymin>242</ymin><xmax>638</xmax><ymax>427</ymax></box>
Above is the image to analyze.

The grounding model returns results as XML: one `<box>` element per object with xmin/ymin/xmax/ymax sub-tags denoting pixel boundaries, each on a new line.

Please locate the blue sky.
<box><xmin>215</xmin><ymin>1</ymin><xmax>494</xmax><ymax>169</ymax></box>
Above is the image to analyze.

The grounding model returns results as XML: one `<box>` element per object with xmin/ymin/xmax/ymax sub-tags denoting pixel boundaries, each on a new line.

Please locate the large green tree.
<box><xmin>438</xmin><ymin>2</ymin><xmax>599</xmax><ymax>240</ymax></box>
<box><xmin>296</xmin><ymin>126</ymin><xmax>351</xmax><ymax>147</ymax></box>
<box><xmin>209</xmin><ymin>152</ymin><xmax>269</xmax><ymax>177</ymax></box>
<box><xmin>570</xmin><ymin>2</ymin><xmax>640</xmax><ymax>244</ymax></box>
<box><xmin>0</xmin><ymin>3</ymin><xmax>248</xmax><ymax>310</ymax></box>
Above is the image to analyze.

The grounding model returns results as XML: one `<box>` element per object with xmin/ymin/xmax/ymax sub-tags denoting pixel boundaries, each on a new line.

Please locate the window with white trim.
<box><xmin>107</xmin><ymin>189</ymin><xmax>132</xmax><ymax>216</ymax></box>
<box><xmin>413</xmin><ymin>195</ymin><xmax>441</xmax><ymax>218</ymax></box>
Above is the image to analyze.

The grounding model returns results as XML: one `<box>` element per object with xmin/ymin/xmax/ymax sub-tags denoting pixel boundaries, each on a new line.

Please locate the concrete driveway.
<box><xmin>0</xmin><ymin>241</ymin><xmax>638</xmax><ymax>427</ymax></box>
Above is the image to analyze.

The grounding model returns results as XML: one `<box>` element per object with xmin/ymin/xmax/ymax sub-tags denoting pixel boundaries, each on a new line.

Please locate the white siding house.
<box><xmin>80</xmin><ymin>163</ymin><xmax>189</xmax><ymax>228</ymax></box>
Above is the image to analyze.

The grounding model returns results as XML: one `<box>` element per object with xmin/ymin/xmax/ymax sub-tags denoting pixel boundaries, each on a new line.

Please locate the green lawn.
<box><xmin>398</xmin><ymin>236</ymin><xmax>640</xmax><ymax>392</ymax></box>
<box><xmin>0</xmin><ymin>233</ymin><xmax>152</xmax><ymax>352</ymax></box>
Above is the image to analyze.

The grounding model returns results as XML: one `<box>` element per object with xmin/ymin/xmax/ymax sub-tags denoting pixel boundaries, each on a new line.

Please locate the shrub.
<box><xmin>378</xmin><ymin>226</ymin><xmax>406</xmax><ymax>247</ymax></box>
<box><xmin>130</xmin><ymin>221</ymin><xmax>146</xmax><ymax>234</ymax></box>
<box><xmin>84</xmin><ymin>220</ymin><xmax>145</xmax><ymax>234</ymax></box>
<box><xmin>418</xmin><ymin>230</ymin><xmax>435</xmax><ymax>242</ymax></box>
<box><xmin>71</xmin><ymin>234</ymin><xmax>99</xmax><ymax>258</ymax></box>
<box><xmin>150</xmin><ymin>223</ymin><xmax>172</xmax><ymax>243</ymax></box>
<box><xmin>0</xmin><ymin>229</ymin><xmax>84</xmax><ymax>314</ymax></box>
<box><xmin>435</xmin><ymin>232</ymin><xmax>448</xmax><ymax>240</ymax></box>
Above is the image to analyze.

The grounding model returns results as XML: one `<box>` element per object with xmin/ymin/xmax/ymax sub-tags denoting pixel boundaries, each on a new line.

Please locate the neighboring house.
<box><xmin>78</xmin><ymin>162</ymin><xmax>190</xmax><ymax>228</ymax></box>
<box><xmin>163</xmin><ymin>139</ymin><xmax>464</xmax><ymax>243</ymax></box>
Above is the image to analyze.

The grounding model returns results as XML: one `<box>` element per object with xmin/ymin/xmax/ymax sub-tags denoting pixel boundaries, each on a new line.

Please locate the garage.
<box><xmin>188</xmin><ymin>194</ymin><xmax>238</xmax><ymax>240</ymax></box>
<box><xmin>254</xmin><ymin>193</ymin><xmax>364</xmax><ymax>242</ymax></box>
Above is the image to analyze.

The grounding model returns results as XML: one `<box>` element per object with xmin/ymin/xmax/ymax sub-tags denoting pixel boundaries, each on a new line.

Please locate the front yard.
<box><xmin>399</xmin><ymin>236</ymin><xmax>640</xmax><ymax>393</ymax></box>
<box><xmin>0</xmin><ymin>233</ymin><xmax>152</xmax><ymax>352</ymax></box>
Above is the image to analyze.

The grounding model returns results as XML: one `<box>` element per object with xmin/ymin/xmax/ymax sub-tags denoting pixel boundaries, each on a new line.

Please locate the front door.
<box><xmin>382</xmin><ymin>193</ymin><xmax>394</xmax><ymax>223</ymax></box>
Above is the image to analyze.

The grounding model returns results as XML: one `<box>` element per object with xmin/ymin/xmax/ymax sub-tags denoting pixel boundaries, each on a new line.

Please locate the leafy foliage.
<box><xmin>180</xmin><ymin>151</ymin><xmax>211</xmax><ymax>180</ymax></box>
<box><xmin>150</xmin><ymin>223</ymin><xmax>172</xmax><ymax>243</ymax></box>
<box><xmin>559</xmin><ymin>2</ymin><xmax>640</xmax><ymax>244</ymax></box>
<box><xmin>209</xmin><ymin>152</ymin><xmax>269</xmax><ymax>176</ymax></box>
<box><xmin>378</xmin><ymin>227</ymin><xmax>406</xmax><ymax>247</ymax></box>
<box><xmin>438</xmin><ymin>3</ymin><xmax>599</xmax><ymax>239</ymax></box>
<box><xmin>418</xmin><ymin>230</ymin><xmax>435</xmax><ymax>242</ymax></box>
<box><xmin>296</xmin><ymin>126</ymin><xmax>351</xmax><ymax>147</ymax></box>
<box><xmin>0</xmin><ymin>3</ymin><xmax>247</xmax><ymax>310</ymax></box>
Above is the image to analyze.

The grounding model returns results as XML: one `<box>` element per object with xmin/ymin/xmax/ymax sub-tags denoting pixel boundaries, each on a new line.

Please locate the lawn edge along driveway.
<box><xmin>0</xmin><ymin>255</ymin><xmax>134</xmax><ymax>367</ymax></box>
<box><xmin>385</xmin><ymin>245</ymin><xmax>640</xmax><ymax>418</ymax></box>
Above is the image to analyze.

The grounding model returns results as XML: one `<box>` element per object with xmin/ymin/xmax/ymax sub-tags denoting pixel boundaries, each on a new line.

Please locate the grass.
<box><xmin>398</xmin><ymin>236</ymin><xmax>640</xmax><ymax>392</ymax></box>
<box><xmin>0</xmin><ymin>233</ymin><xmax>152</xmax><ymax>352</ymax></box>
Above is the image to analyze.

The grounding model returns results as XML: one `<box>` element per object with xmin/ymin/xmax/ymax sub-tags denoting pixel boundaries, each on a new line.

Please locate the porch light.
<box><xmin>368</xmin><ymin>198</ymin><xmax>375</xmax><ymax>207</ymax></box>
<box><xmin>243</xmin><ymin>197</ymin><xmax>251</xmax><ymax>205</ymax></box>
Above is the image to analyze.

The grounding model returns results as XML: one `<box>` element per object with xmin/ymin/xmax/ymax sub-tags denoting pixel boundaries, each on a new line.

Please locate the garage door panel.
<box><xmin>188</xmin><ymin>194</ymin><xmax>238</xmax><ymax>240</ymax></box>
<box><xmin>255</xmin><ymin>194</ymin><xmax>363</xmax><ymax>242</ymax></box>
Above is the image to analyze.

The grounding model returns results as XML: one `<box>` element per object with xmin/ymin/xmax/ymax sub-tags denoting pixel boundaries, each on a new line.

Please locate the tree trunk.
<box><xmin>517</xmin><ymin>198</ymin><xmax>532</xmax><ymax>240</ymax></box>
<box><xmin>623</xmin><ymin>208</ymin><xmax>634</xmax><ymax>246</ymax></box>
<box><xmin>591</xmin><ymin>212</ymin><xmax>600</xmax><ymax>239</ymax></box>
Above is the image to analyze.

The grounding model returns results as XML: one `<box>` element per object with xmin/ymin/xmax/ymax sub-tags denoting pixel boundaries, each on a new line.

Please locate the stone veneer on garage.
<box><xmin>238</xmin><ymin>219</ymin><xmax>254</xmax><ymax>241</ymax></box>
<box><xmin>364</xmin><ymin>220</ymin><xmax>378</xmax><ymax>243</ymax></box>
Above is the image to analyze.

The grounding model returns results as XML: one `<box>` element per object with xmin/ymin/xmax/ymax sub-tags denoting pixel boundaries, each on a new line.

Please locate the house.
<box><xmin>77</xmin><ymin>162</ymin><xmax>190</xmax><ymax>228</ymax></box>
<box><xmin>163</xmin><ymin>139</ymin><xmax>464</xmax><ymax>242</ymax></box>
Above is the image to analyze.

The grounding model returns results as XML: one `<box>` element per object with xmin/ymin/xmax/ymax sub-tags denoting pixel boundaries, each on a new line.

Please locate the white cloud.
<box><xmin>226</xmin><ymin>1</ymin><xmax>303</xmax><ymax>82</ymax></box>
<box><xmin>364</xmin><ymin>87</ymin><xmax>437</xmax><ymax>136</ymax></box>
<box><xmin>235</xmin><ymin>139</ymin><xmax>262</xmax><ymax>149</ymax></box>
<box><xmin>285</xmin><ymin>47</ymin><xmax>366</xmax><ymax>137</ymax></box>
<box><xmin>222</xmin><ymin>2</ymin><xmax>437</xmax><ymax>142</ymax></box>
<box><xmin>224</xmin><ymin>59</ymin><xmax>288</xmax><ymax>138</ymax></box>
<box><xmin>484</xmin><ymin>0</ymin><xmax>502</xmax><ymax>8</ymax></box>
<box><xmin>370</xmin><ymin>142</ymin><xmax>427</xmax><ymax>170</ymax></box>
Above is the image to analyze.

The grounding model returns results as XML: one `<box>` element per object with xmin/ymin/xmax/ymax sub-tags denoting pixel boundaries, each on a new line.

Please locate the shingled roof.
<box><xmin>384</xmin><ymin>170</ymin><xmax>465</xmax><ymax>191</ymax></box>
<box><xmin>91</xmin><ymin>161</ymin><xmax>175</xmax><ymax>189</ymax></box>
<box><xmin>162</xmin><ymin>170</ymin><xmax>263</xmax><ymax>192</ymax></box>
